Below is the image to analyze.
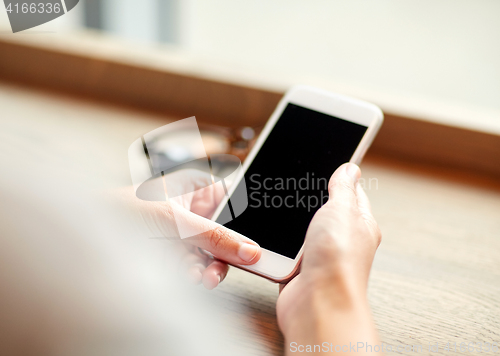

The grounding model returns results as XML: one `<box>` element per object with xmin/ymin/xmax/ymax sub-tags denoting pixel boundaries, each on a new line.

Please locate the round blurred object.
<box><xmin>240</xmin><ymin>127</ymin><xmax>255</xmax><ymax>141</ymax></box>
<box><xmin>229</xmin><ymin>126</ymin><xmax>259</xmax><ymax>161</ymax></box>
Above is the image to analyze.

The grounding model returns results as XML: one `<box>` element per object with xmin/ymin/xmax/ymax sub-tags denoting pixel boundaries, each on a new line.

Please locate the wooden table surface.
<box><xmin>2</xmin><ymin>81</ymin><xmax>499</xmax><ymax>355</ymax></box>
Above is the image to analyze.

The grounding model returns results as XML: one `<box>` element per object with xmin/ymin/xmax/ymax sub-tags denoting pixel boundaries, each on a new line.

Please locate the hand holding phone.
<box><xmin>276</xmin><ymin>162</ymin><xmax>382</xmax><ymax>349</ymax></box>
<box><xmin>211</xmin><ymin>85</ymin><xmax>383</xmax><ymax>282</ymax></box>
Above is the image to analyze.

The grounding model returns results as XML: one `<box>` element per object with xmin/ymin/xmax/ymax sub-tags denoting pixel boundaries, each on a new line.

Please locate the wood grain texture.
<box><xmin>362</xmin><ymin>157</ymin><xmax>500</xmax><ymax>355</ymax></box>
<box><xmin>1</xmin><ymin>82</ymin><xmax>499</xmax><ymax>356</ymax></box>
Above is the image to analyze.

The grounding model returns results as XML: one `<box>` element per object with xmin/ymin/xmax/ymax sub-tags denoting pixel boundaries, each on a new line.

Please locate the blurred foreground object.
<box><xmin>0</xmin><ymin>123</ymin><xmax>242</xmax><ymax>356</ymax></box>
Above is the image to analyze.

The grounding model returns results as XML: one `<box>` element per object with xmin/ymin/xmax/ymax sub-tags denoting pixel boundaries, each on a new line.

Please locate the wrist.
<box><xmin>280</xmin><ymin>271</ymin><xmax>380</xmax><ymax>356</ymax></box>
<box><xmin>281</xmin><ymin>270</ymin><xmax>369</xmax><ymax>340</ymax></box>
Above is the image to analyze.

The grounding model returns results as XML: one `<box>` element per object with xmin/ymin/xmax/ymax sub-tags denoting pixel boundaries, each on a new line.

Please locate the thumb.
<box><xmin>327</xmin><ymin>163</ymin><xmax>361</xmax><ymax>208</ymax></box>
<box><xmin>171</xmin><ymin>202</ymin><xmax>262</xmax><ymax>265</ymax></box>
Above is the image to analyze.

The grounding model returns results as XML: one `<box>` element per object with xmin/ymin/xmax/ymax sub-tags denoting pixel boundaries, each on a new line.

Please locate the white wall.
<box><xmin>186</xmin><ymin>0</ymin><xmax>500</xmax><ymax>117</ymax></box>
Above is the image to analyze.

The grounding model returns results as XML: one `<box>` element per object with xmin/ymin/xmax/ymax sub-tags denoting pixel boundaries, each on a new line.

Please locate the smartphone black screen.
<box><xmin>217</xmin><ymin>103</ymin><xmax>367</xmax><ymax>259</ymax></box>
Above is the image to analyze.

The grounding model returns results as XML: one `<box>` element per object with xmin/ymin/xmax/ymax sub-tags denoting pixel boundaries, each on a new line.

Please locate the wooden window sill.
<box><xmin>1</xmin><ymin>29</ymin><xmax>499</xmax><ymax>178</ymax></box>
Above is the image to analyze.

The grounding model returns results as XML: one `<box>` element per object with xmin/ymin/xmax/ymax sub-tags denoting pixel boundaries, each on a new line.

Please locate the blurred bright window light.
<box><xmin>1</xmin><ymin>0</ymin><xmax>497</xmax><ymax>132</ymax></box>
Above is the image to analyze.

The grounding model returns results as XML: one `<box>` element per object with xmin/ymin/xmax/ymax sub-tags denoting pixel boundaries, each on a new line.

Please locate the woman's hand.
<box><xmin>276</xmin><ymin>163</ymin><xmax>382</xmax><ymax>354</ymax></box>
<box><xmin>118</xmin><ymin>169</ymin><xmax>261</xmax><ymax>290</ymax></box>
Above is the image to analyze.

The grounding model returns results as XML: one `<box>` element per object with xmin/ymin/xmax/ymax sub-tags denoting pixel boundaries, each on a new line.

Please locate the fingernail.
<box><xmin>238</xmin><ymin>243</ymin><xmax>259</xmax><ymax>262</ymax></box>
<box><xmin>345</xmin><ymin>163</ymin><xmax>360</xmax><ymax>183</ymax></box>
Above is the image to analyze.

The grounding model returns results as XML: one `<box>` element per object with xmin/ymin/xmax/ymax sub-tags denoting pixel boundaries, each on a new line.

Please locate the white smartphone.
<box><xmin>210</xmin><ymin>85</ymin><xmax>383</xmax><ymax>283</ymax></box>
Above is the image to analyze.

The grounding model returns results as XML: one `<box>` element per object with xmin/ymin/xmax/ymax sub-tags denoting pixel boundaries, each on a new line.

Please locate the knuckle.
<box><xmin>155</xmin><ymin>201</ymin><xmax>174</xmax><ymax>222</ymax></box>
<box><xmin>329</xmin><ymin>178</ymin><xmax>356</xmax><ymax>196</ymax></box>
<box><xmin>207</xmin><ymin>226</ymin><xmax>230</xmax><ymax>250</ymax></box>
<box><xmin>163</xmin><ymin>202</ymin><xmax>175</xmax><ymax>218</ymax></box>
